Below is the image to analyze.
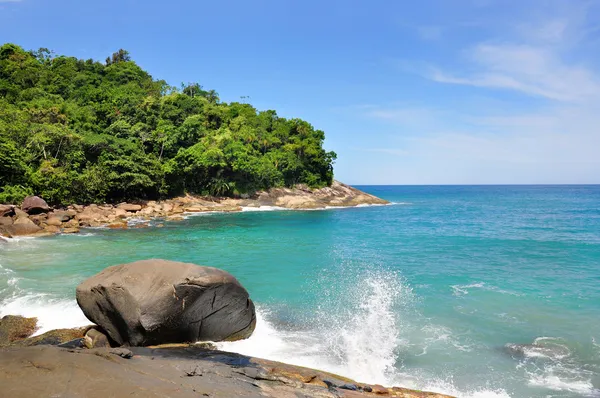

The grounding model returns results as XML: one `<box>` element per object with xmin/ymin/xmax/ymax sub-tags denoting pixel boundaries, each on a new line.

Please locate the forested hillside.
<box><xmin>0</xmin><ymin>44</ymin><xmax>336</xmax><ymax>205</ymax></box>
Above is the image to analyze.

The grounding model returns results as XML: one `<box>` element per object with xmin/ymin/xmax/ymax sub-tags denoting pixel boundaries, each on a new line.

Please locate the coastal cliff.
<box><xmin>0</xmin><ymin>181</ymin><xmax>388</xmax><ymax>238</ymax></box>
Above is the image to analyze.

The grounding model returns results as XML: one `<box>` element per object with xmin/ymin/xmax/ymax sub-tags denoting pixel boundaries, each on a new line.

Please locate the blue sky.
<box><xmin>1</xmin><ymin>0</ymin><xmax>599</xmax><ymax>184</ymax></box>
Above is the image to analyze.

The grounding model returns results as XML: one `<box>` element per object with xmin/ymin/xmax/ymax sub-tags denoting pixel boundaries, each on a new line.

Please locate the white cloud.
<box><xmin>427</xmin><ymin>1</ymin><xmax>600</xmax><ymax>102</ymax></box>
<box><xmin>359</xmin><ymin>101</ymin><xmax>600</xmax><ymax>184</ymax></box>
<box><xmin>430</xmin><ymin>43</ymin><xmax>600</xmax><ymax>102</ymax></box>
<box><xmin>342</xmin><ymin>1</ymin><xmax>600</xmax><ymax>184</ymax></box>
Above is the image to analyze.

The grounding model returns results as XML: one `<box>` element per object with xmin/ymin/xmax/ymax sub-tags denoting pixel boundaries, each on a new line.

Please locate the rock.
<box><xmin>50</xmin><ymin>210</ymin><xmax>76</xmax><ymax>221</ymax></box>
<box><xmin>184</xmin><ymin>205</ymin><xmax>211</xmax><ymax>212</ymax></box>
<box><xmin>0</xmin><ymin>204</ymin><xmax>15</xmax><ymax>217</ymax></box>
<box><xmin>0</xmin><ymin>218</ymin><xmax>42</xmax><ymax>237</ymax></box>
<box><xmin>84</xmin><ymin>328</ymin><xmax>111</xmax><ymax>349</ymax></box>
<box><xmin>75</xmin><ymin>210</ymin><xmax>102</xmax><ymax>226</ymax></box>
<box><xmin>31</xmin><ymin>231</ymin><xmax>55</xmax><ymax>238</ymax></box>
<box><xmin>171</xmin><ymin>205</ymin><xmax>184</xmax><ymax>214</ymax></box>
<box><xmin>216</xmin><ymin>204</ymin><xmax>243</xmax><ymax>212</ymax></box>
<box><xmin>114</xmin><ymin>208</ymin><xmax>129</xmax><ymax>218</ymax></box>
<box><xmin>13</xmin><ymin>326</ymin><xmax>90</xmax><ymax>347</ymax></box>
<box><xmin>28</xmin><ymin>214</ymin><xmax>47</xmax><ymax>226</ymax></box>
<box><xmin>117</xmin><ymin>203</ymin><xmax>142</xmax><ymax>212</ymax></box>
<box><xmin>0</xmin><ymin>315</ymin><xmax>38</xmax><ymax>346</ymax></box>
<box><xmin>63</xmin><ymin>219</ymin><xmax>79</xmax><ymax>228</ymax></box>
<box><xmin>14</xmin><ymin>216</ymin><xmax>35</xmax><ymax>226</ymax></box>
<box><xmin>139</xmin><ymin>207</ymin><xmax>157</xmax><ymax>216</ymax></box>
<box><xmin>43</xmin><ymin>225</ymin><xmax>61</xmax><ymax>234</ymax></box>
<box><xmin>0</xmin><ymin>346</ymin><xmax>455</xmax><ymax>398</ymax></box>
<box><xmin>45</xmin><ymin>217</ymin><xmax>63</xmax><ymax>227</ymax></box>
<box><xmin>62</xmin><ymin>227</ymin><xmax>80</xmax><ymax>234</ymax></box>
<box><xmin>132</xmin><ymin>223</ymin><xmax>149</xmax><ymax>229</ymax></box>
<box><xmin>0</xmin><ymin>216</ymin><xmax>12</xmax><ymax>226</ymax></box>
<box><xmin>371</xmin><ymin>384</ymin><xmax>389</xmax><ymax>394</ymax></box>
<box><xmin>107</xmin><ymin>221</ymin><xmax>128</xmax><ymax>229</ymax></box>
<box><xmin>14</xmin><ymin>208</ymin><xmax>28</xmax><ymax>218</ymax></box>
<box><xmin>76</xmin><ymin>259</ymin><xmax>256</xmax><ymax>346</ymax></box>
<box><xmin>110</xmin><ymin>348</ymin><xmax>133</xmax><ymax>359</ymax></box>
<box><xmin>21</xmin><ymin>196</ymin><xmax>50</xmax><ymax>214</ymax></box>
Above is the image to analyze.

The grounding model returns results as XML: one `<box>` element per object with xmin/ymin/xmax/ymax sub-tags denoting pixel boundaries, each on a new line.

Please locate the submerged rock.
<box><xmin>0</xmin><ymin>315</ymin><xmax>38</xmax><ymax>346</ymax></box>
<box><xmin>21</xmin><ymin>196</ymin><xmax>50</xmax><ymax>214</ymax></box>
<box><xmin>76</xmin><ymin>259</ymin><xmax>256</xmax><ymax>346</ymax></box>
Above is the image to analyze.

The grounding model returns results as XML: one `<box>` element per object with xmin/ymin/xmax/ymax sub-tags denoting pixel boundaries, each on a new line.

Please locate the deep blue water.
<box><xmin>1</xmin><ymin>185</ymin><xmax>599</xmax><ymax>397</ymax></box>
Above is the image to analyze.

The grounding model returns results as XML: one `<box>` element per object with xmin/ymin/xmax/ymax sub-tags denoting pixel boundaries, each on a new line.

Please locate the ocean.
<box><xmin>1</xmin><ymin>185</ymin><xmax>599</xmax><ymax>397</ymax></box>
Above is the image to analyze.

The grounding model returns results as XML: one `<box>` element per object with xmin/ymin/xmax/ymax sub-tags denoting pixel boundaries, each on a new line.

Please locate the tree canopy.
<box><xmin>0</xmin><ymin>44</ymin><xmax>336</xmax><ymax>205</ymax></box>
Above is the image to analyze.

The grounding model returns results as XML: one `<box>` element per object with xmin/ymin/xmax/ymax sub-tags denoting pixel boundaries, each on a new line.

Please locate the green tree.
<box><xmin>0</xmin><ymin>43</ymin><xmax>337</xmax><ymax>205</ymax></box>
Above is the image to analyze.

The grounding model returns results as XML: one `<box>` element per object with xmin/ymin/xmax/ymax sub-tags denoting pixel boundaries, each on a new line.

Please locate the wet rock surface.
<box><xmin>76</xmin><ymin>259</ymin><xmax>256</xmax><ymax>346</ymax></box>
<box><xmin>0</xmin><ymin>345</ymin><xmax>454</xmax><ymax>398</ymax></box>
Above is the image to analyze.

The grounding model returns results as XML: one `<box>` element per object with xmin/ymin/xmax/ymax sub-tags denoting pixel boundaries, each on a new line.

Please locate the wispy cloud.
<box><xmin>359</xmin><ymin>103</ymin><xmax>600</xmax><ymax>184</ymax></box>
<box><xmin>430</xmin><ymin>43</ymin><xmax>600</xmax><ymax>101</ymax></box>
<box><xmin>426</xmin><ymin>1</ymin><xmax>600</xmax><ymax>102</ymax></box>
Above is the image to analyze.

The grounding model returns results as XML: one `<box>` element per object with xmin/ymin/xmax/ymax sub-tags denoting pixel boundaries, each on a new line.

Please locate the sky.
<box><xmin>1</xmin><ymin>0</ymin><xmax>599</xmax><ymax>184</ymax></box>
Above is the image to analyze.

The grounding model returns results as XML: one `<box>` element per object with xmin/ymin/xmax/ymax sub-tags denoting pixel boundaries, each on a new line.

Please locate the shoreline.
<box><xmin>0</xmin><ymin>181</ymin><xmax>389</xmax><ymax>239</ymax></box>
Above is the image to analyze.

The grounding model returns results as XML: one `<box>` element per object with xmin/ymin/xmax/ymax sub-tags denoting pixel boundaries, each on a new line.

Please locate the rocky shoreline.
<box><xmin>0</xmin><ymin>181</ymin><xmax>389</xmax><ymax>239</ymax></box>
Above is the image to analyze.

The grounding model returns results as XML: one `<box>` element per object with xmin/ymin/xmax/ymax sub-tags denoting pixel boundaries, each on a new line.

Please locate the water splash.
<box><xmin>326</xmin><ymin>272</ymin><xmax>406</xmax><ymax>384</ymax></box>
<box><xmin>219</xmin><ymin>269</ymin><xmax>410</xmax><ymax>385</ymax></box>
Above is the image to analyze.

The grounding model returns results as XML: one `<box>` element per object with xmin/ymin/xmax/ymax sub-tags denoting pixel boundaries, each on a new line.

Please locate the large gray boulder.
<box><xmin>76</xmin><ymin>259</ymin><xmax>256</xmax><ymax>346</ymax></box>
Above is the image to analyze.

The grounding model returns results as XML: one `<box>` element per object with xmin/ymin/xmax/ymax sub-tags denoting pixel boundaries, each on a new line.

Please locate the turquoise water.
<box><xmin>1</xmin><ymin>185</ymin><xmax>599</xmax><ymax>397</ymax></box>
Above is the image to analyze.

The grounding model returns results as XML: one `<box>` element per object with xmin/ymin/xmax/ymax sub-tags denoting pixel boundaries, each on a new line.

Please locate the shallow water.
<box><xmin>1</xmin><ymin>185</ymin><xmax>599</xmax><ymax>397</ymax></box>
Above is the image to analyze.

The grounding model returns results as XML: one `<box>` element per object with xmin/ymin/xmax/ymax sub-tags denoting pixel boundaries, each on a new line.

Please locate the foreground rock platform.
<box><xmin>0</xmin><ymin>345</ymin><xmax>454</xmax><ymax>398</ymax></box>
<box><xmin>76</xmin><ymin>259</ymin><xmax>256</xmax><ymax>346</ymax></box>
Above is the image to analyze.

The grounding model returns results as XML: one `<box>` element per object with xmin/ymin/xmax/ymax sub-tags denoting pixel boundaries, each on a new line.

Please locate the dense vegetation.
<box><xmin>0</xmin><ymin>44</ymin><xmax>336</xmax><ymax>205</ymax></box>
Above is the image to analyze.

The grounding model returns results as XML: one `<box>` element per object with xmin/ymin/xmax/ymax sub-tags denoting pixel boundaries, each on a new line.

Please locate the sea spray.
<box><xmin>219</xmin><ymin>267</ymin><xmax>413</xmax><ymax>386</ymax></box>
<box><xmin>325</xmin><ymin>271</ymin><xmax>408</xmax><ymax>385</ymax></box>
<box><xmin>0</xmin><ymin>293</ymin><xmax>89</xmax><ymax>335</ymax></box>
<box><xmin>0</xmin><ymin>262</ymin><xmax>89</xmax><ymax>334</ymax></box>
